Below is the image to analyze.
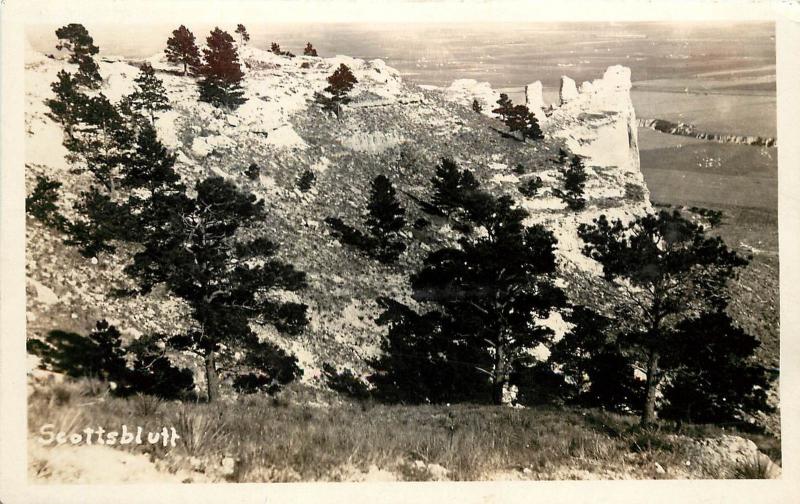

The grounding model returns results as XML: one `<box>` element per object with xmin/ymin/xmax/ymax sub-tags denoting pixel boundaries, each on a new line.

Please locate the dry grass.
<box><xmin>27</xmin><ymin>379</ymin><xmax>781</xmax><ymax>482</ymax></box>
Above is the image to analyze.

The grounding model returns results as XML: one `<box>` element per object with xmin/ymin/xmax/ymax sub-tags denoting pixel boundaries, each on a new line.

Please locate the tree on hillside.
<box><xmin>325</xmin><ymin>175</ymin><xmax>407</xmax><ymax>264</ymax></box>
<box><xmin>303</xmin><ymin>42</ymin><xmax>318</xmax><ymax>57</ymax></box>
<box><xmin>553</xmin><ymin>155</ymin><xmax>588</xmax><ymax>210</ymax></box>
<box><xmin>26</xmin><ymin>175</ymin><xmax>68</xmax><ymax>230</ymax></box>
<box><xmin>323</xmin><ymin>63</ymin><xmax>358</xmax><ymax>117</ymax></box>
<box><xmin>198</xmin><ymin>28</ymin><xmax>247</xmax><ymax>109</ymax></box>
<box><xmin>125</xmin><ymin>177</ymin><xmax>308</xmax><ymax>401</ymax></box>
<box><xmin>55</xmin><ymin>24</ymin><xmax>102</xmax><ymax>88</ymax></box>
<box><xmin>492</xmin><ymin>93</ymin><xmax>542</xmax><ymax>141</ymax></box>
<box><xmin>235</xmin><ymin>24</ymin><xmax>250</xmax><ymax>45</ymax></box>
<box><xmin>46</xmin><ymin>70</ymin><xmax>85</xmax><ymax>133</ymax></box>
<box><xmin>55</xmin><ymin>23</ymin><xmax>99</xmax><ymax>62</ymax></box>
<box><xmin>505</xmin><ymin>104</ymin><xmax>544</xmax><ymax>141</ymax></box>
<box><xmin>365</xmin><ymin>175</ymin><xmax>407</xmax><ymax>263</ymax></box>
<box><xmin>374</xmin><ymin>171</ymin><xmax>566</xmax><ymax>404</ymax></box>
<box><xmin>472</xmin><ymin>98</ymin><xmax>483</xmax><ymax>113</ymax></box>
<box><xmin>127</xmin><ymin>63</ymin><xmax>171</xmax><ymax>123</ymax></box>
<box><xmin>492</xmin><ymin>93</ymin><xmax>513</xmax><ymax>122</ymax></box>
<box><xmin>165</xmin><ymin>25</ymin><xmax>202</xmax><ymax>76</ymax></box>
<box><xmin>578</xmin><ymin>210</ymin><xmax>749</xmax><ymax>425</ymax></box>
<box><xmin>548</xmin><ymin>306</ymin><xmax>644</xmax><ymax>410</ymax></box>
<box><xmin>119</xmin><ymin>123</ymin><xmax>181</xmax><ymax>200</ymax></box>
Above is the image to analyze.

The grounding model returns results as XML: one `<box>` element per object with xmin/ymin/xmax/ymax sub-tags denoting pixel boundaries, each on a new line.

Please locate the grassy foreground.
<box><xmin>28</xmin><ymin>379</ymin><xmax>780</xmax><ymax>482</ymax></box>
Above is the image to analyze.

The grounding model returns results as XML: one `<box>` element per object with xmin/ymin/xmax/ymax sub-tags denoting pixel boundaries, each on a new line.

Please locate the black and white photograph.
<box><xmin>2</xmin><ymin>0</ymin><xmax>799</xmax><ymax>502</ymax></box>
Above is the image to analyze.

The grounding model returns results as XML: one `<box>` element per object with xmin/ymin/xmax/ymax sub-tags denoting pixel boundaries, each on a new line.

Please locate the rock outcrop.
<box><xmin>524</xmin><ymin>80</ymin><xmax>546</xmax><ymax>122</ymax></box>
<box><xmin>638</xmin><ymin>118</ymin><xmax>777</xmax><ymax>147</ymax></box>
<box><xmin>558</xmin><ymin>76</ymin><xmax>579</xmax><ymax>104</ymax></box>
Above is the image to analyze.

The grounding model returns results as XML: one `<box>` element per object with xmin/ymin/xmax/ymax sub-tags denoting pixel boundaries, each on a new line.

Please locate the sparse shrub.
<box><xmin>471</xmin><ymin>98</ymin><xmax>483</xmax><ymax>113</ymax></box>
<box><xmin>689</xmin><ymin>206</ymin><xmax>724</xmax><ymax>228</ymax></box>
<box><xmin>413</xmin><ymin>217</ymin><xmax>430</xmax><ymax>230</ymax></box>
<box><xmin>297</xmin><ymin>169</ymin><xmax>316</xmax><ymax>192</ymax></box>
<box><xmin>245</xmin><ymin>162</ymin><xmax>260</xmax><ymax>180</ymax></box>
<box><xmin>132</xmin><ymin>393</ymin><xmax>163</xmax><ymax>417</ymax></box>
<box><xmin>26</xmin><ymin>175</ymin><xmax>67</xmax><ymax>230</ymax></box>
<box><xmin>303</xmin><ymin>42</ymin><xmax>318</xmax><ymax>57</ymax></box>
<box><xmin>300</xmin><ymin>61</ymin><xmax>311</xmax><ymax>69</ymax></box>
<box><xmin>322</xmin><ymin>363</ymin><xmax>371</xmax><ymax>400</ymax></box>
<box><xmin>518</xmin><ymin>176</ymin><xmax>543</xmax><ymax>198</ymax></box>
<box><xmin>730</xmin><ymin>455</ymin><xmax>774</xmax><ymax>479</ymax></box>
<box><xmin>174</xmin><ymin>405</ymin><xmax>229</xmax><ymax>456</ymax></box>
<box><xmin>513</xmin><ymin>163</ymin><xmax>526</xmax><ymax>175</ymax></box>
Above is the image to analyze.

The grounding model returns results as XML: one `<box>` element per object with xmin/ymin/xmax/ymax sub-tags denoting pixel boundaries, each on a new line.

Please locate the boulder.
<box><xmin>524</xmin><ymin>80</ymin><xmax>546</xmax><ymax>122</ymax></box>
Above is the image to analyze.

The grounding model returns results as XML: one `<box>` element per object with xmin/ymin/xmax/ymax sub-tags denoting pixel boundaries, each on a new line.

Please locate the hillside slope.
<box><xmin>25</xmin><ymin>44</ymin><xmax>652</xmax><ymax>387</ymax></box>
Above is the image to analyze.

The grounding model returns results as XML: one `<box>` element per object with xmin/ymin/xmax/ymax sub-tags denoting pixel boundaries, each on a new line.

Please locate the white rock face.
<box><xmin>559</xmin><ymin>76</ymin><xmax>579</xmax><ymax>105</ymax></box>
<box><xmin>443</xmin><ymin>79</ymin><xmax>500</xmax><ymax>116</ymax></box>
<box><xmin>524</xmin><ymin>80</ymin><xmax>546</xmax><ymax>122</ymax></box>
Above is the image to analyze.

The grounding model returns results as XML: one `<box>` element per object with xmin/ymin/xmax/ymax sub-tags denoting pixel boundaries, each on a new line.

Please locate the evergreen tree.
<box><xmin>554</xmin><ymin>155</ymin><xmax>588</xmax><ymax>210</ymax></box>
<box><xmin>472</xmin><ymin>98</ymin><xmax>483</xmax><ymax>113</ymax></box>
<box><xmin>410</xmin><ymin>192</ymin><xmax>565</xmax><ymax>404</ymax></box>
<box><xmin>55</xmin><ymin>23</ymin><xmax>100</xmax><ymax>62</ymax></box>
<box><xmin>325</xmin><ymin>175</ymin><xmax>407</xmax><ymax>264</ymax></box>
<box><xmin>430</xmin><ymin>157</ymin><xmax>479</xmax><ymax>215</ymax></box>
<box><xmin>197</xmin><ymin>28</ymin><xmax>247</xmax><ymax>109</ymax></box>
<box><xmin>270</xmin><ymin>42</ymin><xmax>282</xmax><ymax>54</ymax></box>
<box><xmin>492</xmin><ymin>93</ymin><xmax>513</xmax><ymax>122</ymax></box>
<box><xmin>518</xmin><ymin>176</ymin><xmax>543</xmax><ymax>198</ymax></box>
<box><xmin>245</xmin><ymin>163</ymin><xmax>260</xmax><ymax>180</ymax></box>
<box><xmin>119</xmin><ymin>123</ymin><xmax>181</xmax><ymax>199</ymax></box>
<box><xmin>303</xmin><ymin>42</ymin><xmax>318</xmax><ymax>57</ymax></box>
<box><xmin>45</xmin><ymin>71</ymin><xmax>85</xmax><ymax>134</ymax></box>
<box><xmin>165</xmin><ymin>25</ymin><xmax>202</xmax><ymax>76</ymax></box>
<box><xmin>125</xmin><ymin>177</ymin><xmax>308</xmax><ymax>402</ymax></box>
<box><xmin>323</xmin><ymin>64</ymin><xmax>358</xmax><ymax>117</ymax></box>
<box><xmin>55</xmin><ymin>24</ymin><xmax>101</xmax><ymax>88</ymax></box>
<box><xmin>548</xmin><ymin>307</ymin><xmax>644</xmax><ymax>410</ymax></box>
<box><xmin>235</xmin><ymin>24</ymin><xmax>250</xmax><ymax>45</ymax></box>
<box><xmin>578</xmin><ymin>210</ymin><xmax>749</xmax><ymax>425</ymax></box>
<box><xmin>127</xmin><ymin>63</ymin><xmax>171</xmax><ymax>123</ymax></box>
<box><xmin>505</xmin><ymin>104</ymin><xmax>544</xmax><ymax>141</ymax></box>
<box><xmin>365</xmin><ymin>175</ymin><xmax>407</xmax><ymax>263</ymax></box>
<box><xmin>297</xmin><ymin>169</ymin><xmax>316</xmax><ymax>192</ymax></box>
<box><xmin>26</xmin><ymin>175</ymin><xmax>67</xmax><ymax>230</ymax></box>
<box><xmin>65</xmin><ymin>187</ymin><xmax>132</xmax><ymax>257</ymax></box>
<box><xmin>660</xmin><ymin>311</ymin><xmax>774</xmax><ymax>423</ymax></box>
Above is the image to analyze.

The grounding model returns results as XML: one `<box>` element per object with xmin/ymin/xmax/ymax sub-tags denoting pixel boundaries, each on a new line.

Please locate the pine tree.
<box><xmin>45</xmin><ymin>70</ymin><xmax>85</xmax><ymax>132</ymax></box>
<box><xmin>270</xmin><ymin>42</ymin><xmax>282</xmax><ymax>55</ymax></box>
<box><xmin>165</xmin><ymin>25</ymin><xmax>202</xmax><ymax>76</ymax></box>
<box><xmin>492</xmin><ymin>93</ymin><xmax>513</xmax><ymax>121</ymax></box>
<box><xmin>554</xmin><ymin>155</ymin><xmax>588</xmax><ymax>210</ymax></box>
<box><xmin>198</xmin><ymin>28</ymin><xmax>247</xmax><ymax>110</ymax></box>
<box><xmin>323</xmin><ymin>64</ymin><xmax>358</xmax><ymax>117</ymax></box>
<box><xmin>55</xmin><ymin>24</ymin><xmax>102</xmax><ymax>88</ymax></box>
<box><xmin>365</xmin><ymin>175</ymin><xmax>407</xmax><ymax>263</ymax></box>
<box><xmin>125</xmin><ymin>177</ymin><xmax>308</xmax><ymax>402</ymax></box>
<box><xmin>119</xmin><ymin>123</ymin><xmax>181</xmax><ymax>198</ymax></box>
<box><xmin>384</xmin><ymin>188</ymin><xmax>566</xmax><ymax>404</ymax></box>
<box><xmin>235</xmin><ymin>24</ymin><xmax>250</xmax><ymax>45</ymax></box>
<box><xmin>127</xmin><ymin>63</ymin><xmax>171</xmax><ymax>123</ymax></box>
<box><xmin>578</xmin><ymin>210</ymin><xmax>749</xmax><ymax>425</ymax></box>
<box><xmin>472</xmin><ymin>98</ymin><xmax>483</xmax><ymax>113</ymax></box>
<box><xmin>303</xmin><ymin>42</ymin><xmax>318</xmax><ymax>57</ymax></box>
<box><xmin>660</xmin><ymin>311</ymin><xmax>774</xmax><ymax>423</ymax></box>
<box><xmin>55</xmin><ymin>24</ymin><xmax>99</xmax><ymax>63</ymax></box>
<box><xmin>26</xmin><ymin>175</ymin><xmax>67</xmax><ymax>230</ymax></box>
